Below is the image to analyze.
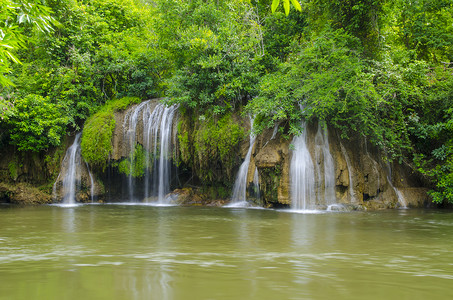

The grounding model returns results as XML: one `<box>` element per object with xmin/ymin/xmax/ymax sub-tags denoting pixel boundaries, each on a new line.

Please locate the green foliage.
<box><xmin>248</xmin><ymin>30</ymin><xmax>368</xmax><ymax>133</ymax></box>
<box><xmin>160</xmin><ymin>0</ymin><xmax>264</xmax><ymax>116</ymax></box>
<box><xmin>0</xmin><ymin>0</ymin><xmax>57</xmax><ymax>86</ymax></box>
<box><xmin>194</xmin><ymin>114</ymin><xmax>246</xmax><ymax>178</ymax></box>
<box><xmin>307</xmin><ymin>0</ymin><xmax>384</xmax><ymax>56</ymax></box>
<box><xmin>271</xmin><ymin>0</ymin><xmax>302</xmax><ymax>16</ymax></box>
<box><xmin>393</xmin><ymin>0</ymin><xmax>453</xmax><ymax>62</ymax></box>
<box><xmin>7</xmin><ymin>94</ymin><xmax>68</xmax><ymax>151</ymax></box>
<box><xmin>81</xmin><ymin>97</ymin><xmax>140</xmax><ymax>168</ymax></box>
<box><xmin>409</xmin><ymin>70</ymin><xmax>453</xmax><ymax>203</ymax></box>
<box><xmin>44</xmin><ymin>144</ymin><xmax>66</xmax><ymax>180</ymax></box>
<box><xmin>263</xmin><ymin>11</ymin><xmax>307</xmax><ymax>61</ymax></box>
<box><xmin>4</xmin><ymin>0</ymin><xmax>164</xmax><ymax>133</ymax></box>
<box><xmin>0</xmin><ymin>96</ymin><xmax>14</xmax><ymax>122</ymax></box>
<box><xmin>117</xmin><ymin>144</ymin><xmax>147</xmax><ymax>177</ymax></box>
<box><xmin>8</xmin><ymin>160</ymin><xmax>18</xmax><ymax>181</ymax></box>
<box><xmin>178</xmin><ymin>111</ymin><xmax>246</xmax><ymax>183</ymax></box>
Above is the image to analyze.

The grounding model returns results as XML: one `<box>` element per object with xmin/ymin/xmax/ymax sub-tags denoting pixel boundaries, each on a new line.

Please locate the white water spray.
<box><xmin>290</xmin><ymin>122</ymin><xmax>316</xmax><ymax>210</ymax></box>
<box><xmin>123</xmin><ymin>102</ymin><xmax>148</xmax><ymax>201</ymax></box>
<box><xmin>385</xmin><ymin>162</ymin><xmax>408</xmax><ymax>208</ymax></box>
<box><xmin>85</xmin><ymin>162</ymin><xmax>95</xmax><ymax>202</ymax></box>
<box><xmin>123</xmin><ymin>101</ymin><xmax>179</xmax><ymax>204</ymax></box>
<box><xmin>314</xmin><ymin>123</ymin><xmax>336</xmax><ymax>206</ymax></box>
<box><xmin>229</xmin><ymin>117</ymin><xmax>258</xmax><ymax>206</ymax></box>
<box><xmin>53</xmin><ymin>133</ymin><xmax>82</xmax><ymax>205</ymax></box>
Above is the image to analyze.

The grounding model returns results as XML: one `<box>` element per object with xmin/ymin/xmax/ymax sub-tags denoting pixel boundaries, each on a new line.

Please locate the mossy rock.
<box><xmin>0</xmin><ymin>182</ymin><xmax>52</xmax><ymax>205</ymax></box>
<box><xmin>81</xmin><ymin>97</ymin><xmax>141</xmax><ymax>169</ymax></box>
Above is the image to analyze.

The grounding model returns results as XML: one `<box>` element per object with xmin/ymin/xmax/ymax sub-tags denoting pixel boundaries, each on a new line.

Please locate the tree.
<box><xmin>0</xmin><ymin>0</ymin><xmax>56</xmax><ymax>87</ymax></box>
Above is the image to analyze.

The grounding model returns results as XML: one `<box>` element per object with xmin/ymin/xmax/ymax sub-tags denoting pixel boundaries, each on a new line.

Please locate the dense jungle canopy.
<box><xmin>0</xmin><ymin>0</ymin><xmax>452</xmax><ymax>203</ymax></box>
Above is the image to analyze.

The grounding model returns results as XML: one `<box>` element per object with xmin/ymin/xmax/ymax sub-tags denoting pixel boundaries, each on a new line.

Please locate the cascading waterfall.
<box><xmin>253</xmin><ymin>167</ymin><xmax>260</xmax><ymax>201</ymax></box>
<box><xmin>143</xmin><ymin>103</ymin><xmax>164</xmax><ymax>201</ymax></box>
<box><xmin>122</xmin><ymin>100</ymin><xmax>179</xmax><ymax>204</ymax></box>
<box><xmin>53</xmin><ymin>133</ymin><xmax>82</xmax><ymax>205</ymax></box>
<box><xmin>85</xmin><ymin>162</ymin><xmax>95</xmax><ymax>202</ymax></box>
<box><xmin>314</xmin><ymin>123</ymin><xmax>336</xmax><ymax>207</ymax></box>
<box><xmin>123</xmin><ymin>101</ymin><xmax>148</xmax><ymax>201</ymax></box>
<box><xmin>385</xmin><ymin>162</ymin><xmax>408</xmax><ymax>208</ymax></box>
<box><xmin>290</xmin><ymin>122</ymin><xmax>316</xmax><ymax>210</ymax></box>
<box><xmin>148</xmin><ymin>103</ymin><xmax>179</xmax><ymax>204</ymax></box>
<box><xmin>290</xmin><ymin>120</ymin><xmax>338</xmax><ymax>210</ymax></box>
<box><xmin>229</xmin><ymin>117</ymin><xmax>258</xmax><ymax>206</ymax></box>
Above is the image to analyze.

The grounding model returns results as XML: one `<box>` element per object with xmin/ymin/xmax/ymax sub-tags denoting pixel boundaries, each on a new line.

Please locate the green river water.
<box><xmin>0</xmin><ymin>204</ymin><xmax>452</xmax><ymax>300</ymax></box>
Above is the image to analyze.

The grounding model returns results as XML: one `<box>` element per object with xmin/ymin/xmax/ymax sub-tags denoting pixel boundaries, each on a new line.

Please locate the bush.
<box><xmin>7</xmin><ymin>94</ymin><xmax>68</xmax><ymax>152</ymax></box>
<box><xmin>81</xmin><ymin>97</ymin><xmax>140</xmax><ymax>168</ymax></box>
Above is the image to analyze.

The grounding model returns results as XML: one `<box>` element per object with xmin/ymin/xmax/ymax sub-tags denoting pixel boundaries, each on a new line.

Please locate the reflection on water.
<box><xmin>0</xmin><ymin>206</ymin><xmax>453</xmax><ymax>299</ymax></box>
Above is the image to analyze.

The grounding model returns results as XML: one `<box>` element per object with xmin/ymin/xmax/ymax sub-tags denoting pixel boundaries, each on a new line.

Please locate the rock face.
<box><xmin>107</xmin><ymin>102</ymin><xmax>431</xmax><ymax>208</ymax></box>
<box><xmin>0</xmin><ymin>100</ymin><xmax>431</xmax><ymax>208</ymax></box>
<box><xmin>51</xmin><ymin>101</ymin><xmax>431</xmax><ymax>208</ymax></box>
<box><xmin>52</xmin><ymin>134</ymin><xmax>103</xmax><ymax>203</ymax></box>
<box><xmin>247</xmin><ymin>120</ymin><xmax>431</xmax><ymax>209</ymax></box>
<box><xmin>0</xmin><ymin>182</ymin><xmax>52</xmax><ymax>204</ymax></box>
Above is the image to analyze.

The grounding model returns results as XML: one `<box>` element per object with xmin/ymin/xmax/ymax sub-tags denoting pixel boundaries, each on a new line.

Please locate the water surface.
<box><xmin>0</xmin><ymin>205</ymin><xmax>452</xmax><ymax>299</ymax></box>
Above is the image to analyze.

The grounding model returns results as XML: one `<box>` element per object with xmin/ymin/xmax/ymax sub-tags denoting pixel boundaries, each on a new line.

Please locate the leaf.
<box><xmin>283</xmin><ymin>0</ymin><xmax>290</xmax><ymax>16</ymax></box>
<box><xmin>290</xmin><ymin>0</ymin><xmax>302</xmax><ymax>12</ymax></box>
<box><xmin>17</xmin><ymin>13</ymin><xmax>26</xmax><ymax>24</ymax></box>
<box><xmin>0</xmin><ymin>43</ymin><xmax>14</xmax><ymax>49</ymax></box>
<box><xmin>5</xmin><ymin>50</ymin><xmax>21</xmax><ymax>64</ymax></box>
<box><xmin>271</xmin><ymin>0</ymin><xmax>280</xmax><ymax>13</ymax></box>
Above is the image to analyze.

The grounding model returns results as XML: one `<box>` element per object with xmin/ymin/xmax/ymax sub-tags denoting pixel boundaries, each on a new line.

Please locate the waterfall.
<box><xmin>85</xmin><ymin>162</ymin><xmax>95</xmax><ymax>202</ymax></box>
<box><xmin>290</xmin><ymin>122</ymin><xmax>316</xmax><ymax>210</ymax></box>
<box><xmin>385</xmin><ymin>162</ymin><xmax>408</xmax><ymax>208</ymax></box>
<box><xmin>122</xmin><ymin>100</ymin><xmax>179</xmax><ymax>204</ymax></box>
<box><xmin>229</xmin><ymin>117</ymin><xmax>257</xmax><ymax>206</ymax></box>
<box><xmin>123</xmin><ymin>101</ymin><xmax>148</xmax><ymax>201</ymax></box>
<box><xmin>314</xmin><ymin>123</ymin><xmax>336</xmax><ymax>206</ymax></box>
<box><xmin>290</xmin><ymin>121</ymin><xmax>338</xmax><ymax>210</ymax></box>
<box><xmin>253</xmin><ymin>167</ymin><xmax>260</xmax><ymax>201</ymax></box>
<box><xmin>53</xmin><ymin>133</ymin><xmax>82</xmax><ymax>205</ymax></box>
<box><xmin>147</xmin><ymin>103</ymin><xmax>179</xmax><ymax>204</ymax></box>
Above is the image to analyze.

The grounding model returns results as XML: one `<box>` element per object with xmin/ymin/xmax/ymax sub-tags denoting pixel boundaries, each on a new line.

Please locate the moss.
<box><xmin>117</xmin><ymin>144</ymin><xmax>148</xmax><ymax>177</ymax></box>
<box><xmin>8</xmin><ymin>161</ymin><xmax>18</xmax><ymax>181</ymax></box>
<box><xmin>44</xmin><ymin>144</ymin><xmax>66</xmax><ymax>180</ymax></box>
<box><xmin>200</xmin><ymin>185</ymin><xmax>230</xmax><ymax>199</ymax></box>
<box><xmin>81</xmin><ymin>97</ymin><xmax>141</xmax><ymax>169</ymax></box>
<box><xmin>259</xmin><ymin>165</ymin><xmax>282</xmax><ymax>206</ymax></box>
<box><xmin>177</xmin><ymin>116</ymin><xmax>193</xmax><ymax>165</ymax></box>
<box><xmin>0</xmin><ymin>182</ymin><xmax>52</xmax><ymax>204</ymax></box>
<box><xmin>192</xmin><ymin>113</ymin><xmax>246</xmax><ymax>182</ymax></box>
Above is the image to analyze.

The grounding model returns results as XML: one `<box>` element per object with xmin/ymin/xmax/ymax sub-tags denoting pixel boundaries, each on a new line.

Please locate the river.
<box><xmin>0</xmin><ymin>205</ymin><xmax>452</xmax><ymax>299</ymax></box>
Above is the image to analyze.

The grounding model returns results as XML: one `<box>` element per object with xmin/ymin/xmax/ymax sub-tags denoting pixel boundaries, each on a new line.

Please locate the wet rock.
<box><xmin>0</xmin><ymin>182</ymin><xmax>52</xmax><ymax>205</ymax></box>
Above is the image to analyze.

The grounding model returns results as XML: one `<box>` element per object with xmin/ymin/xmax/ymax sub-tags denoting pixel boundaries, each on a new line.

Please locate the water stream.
<box><xmin>291</xmin><ymin>122</ymin><xmax>338</xmax><ymax>210</ymax></box>
<box><xmin>229</xmin><ymin>118</ymin><xmax>258</xmax><ymax>207</ymax></box>
<box><xmin>314</xmin><ymin>123</ymin><xmax>336</xmax><ymax>206</ymax></box>
<box><xmin>385</xmin><ymin>162</ymin><xmax>408</xmax><ymax>208</ymax></box>
<box><xmin>123</xmin><ymin>101</ymin><xmax>179</xmax><ymax>204</ymax></box>
<box><xmin>85</xmin><ymin>162</ymin><xmax>95</xmax><ymax>203</ymax></box>
<box><xmin>53</xmin><ymin>133</ymin><xmax>83</xmax><ymax>205</ymax></box>
<box><xmin>123</xmin><ymin>102</ymin><xmax>149</xmax><ymax>202</ymax></box>
<box><xmin>290</xmin><ymin>121</ymin><xmax>316</xmax><ymax>210</ymax></box>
